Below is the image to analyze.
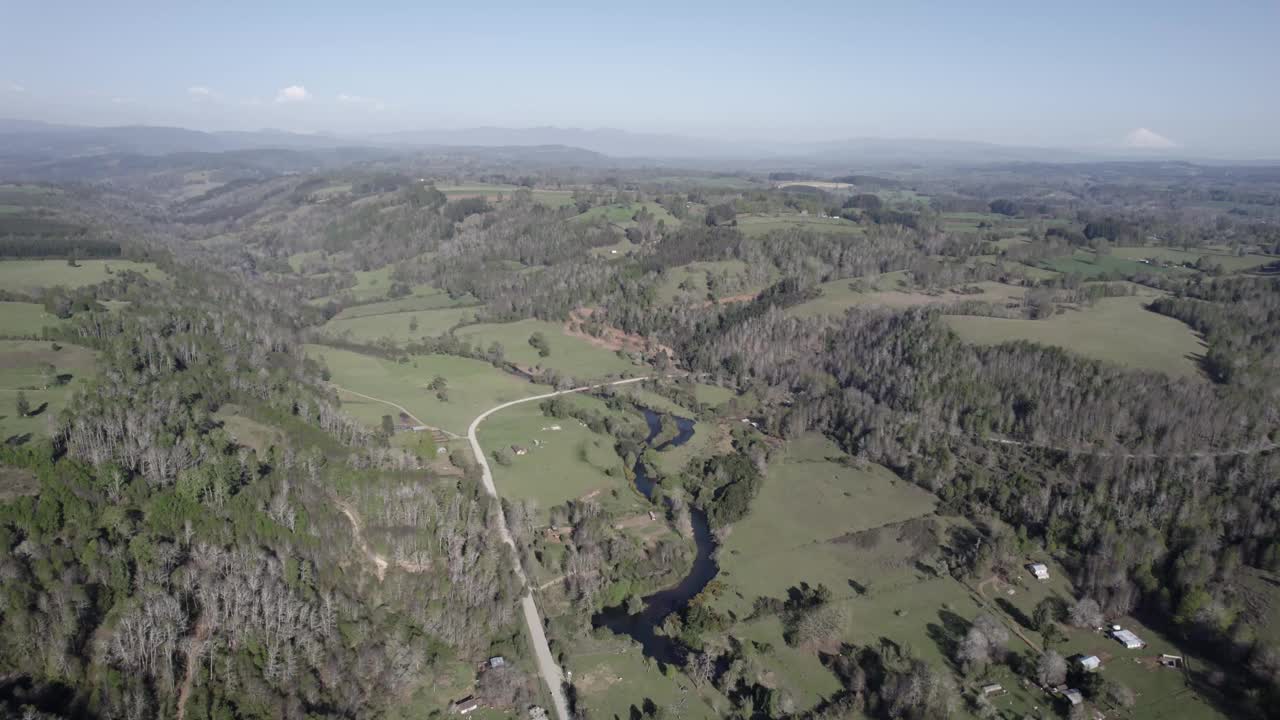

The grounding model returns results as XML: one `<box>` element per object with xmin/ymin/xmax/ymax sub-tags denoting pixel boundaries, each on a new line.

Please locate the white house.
<box><xmin>1029</xmin><ymin>563</ymin><xmax>1050</xmax><ymax>581</ymax></box>
<box><xmin>1078</xmin><ymin>655</ymin><xmax>1102</xmax><ymax>671</ymax></box>
<box><xmin>1111</xmin><ymin>628</ymin><xmax>1144</xmax><ymax>649</ymax></box>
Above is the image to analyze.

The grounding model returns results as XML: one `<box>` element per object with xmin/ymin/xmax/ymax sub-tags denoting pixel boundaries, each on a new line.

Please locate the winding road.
<box><xmin>468</xmin><ymin>376</ymin><xmax>649</xmax><ymax>720</ymax></box>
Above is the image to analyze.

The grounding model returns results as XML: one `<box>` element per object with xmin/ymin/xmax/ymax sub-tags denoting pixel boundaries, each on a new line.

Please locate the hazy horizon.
<box><xmin>3</xmin><ymin>1</ymin><xmax>1278</xmax><ymax>158</ymax></box>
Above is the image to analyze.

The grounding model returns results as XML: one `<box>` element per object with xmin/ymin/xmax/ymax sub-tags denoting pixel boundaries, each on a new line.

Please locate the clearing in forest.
<box><xmin>305</xmin><ymin>344</ymin><xmax>542</xmax><ymax>436</ymax></box>
<box><xmin>944</xmin><ymin>295</ymin><xmax>1206</xmax><ymax>378</ymax></box>
<box><xmin>0</xmin><ymin>340</ymin><xmax>96</xmax><ymax>440</ymax></box>
<box><xmin>0</xmin><ymin>259</ymin><xmax>164</xmax><ymax>292</ymax></box>
<box><xmin>454</xmin><ymin>319</ymin><xmax>642</xmax><ymax>380</ymax></box>
<box><xmin>0</xmin><ymin>301</ymin><xmax>65</xmax><ymax>337</ymax></box>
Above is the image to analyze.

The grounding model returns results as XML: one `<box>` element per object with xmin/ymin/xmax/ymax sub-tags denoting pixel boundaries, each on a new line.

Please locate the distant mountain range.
<box><xmin>0</xmin><ymin>118</ymin><xmax>1219</xmax><ymax>169</ymax></box>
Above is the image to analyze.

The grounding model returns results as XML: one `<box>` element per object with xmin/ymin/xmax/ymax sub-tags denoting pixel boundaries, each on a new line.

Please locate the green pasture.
<box><xmin>0</xmin><ymin>259</ymin><xmax>164</xmax><ymax>292</ymax></box>
<box><xmin>305</xmin><ymin>344</ymin><xmax>542</xmax><ymax>435</ymax></box>
<box><xmin>323</xmin><ymin>306</ymin><xmax>479</xmax><ymax>344</ymax></box>
<box><xmin>944</xmin><ymin>296</ymin><xmax>1205</xmax><ymax>378</ymax></box>
<box><xmin>454</xmin><ymin>319</ymin><xmax>642</xmax><ymax>381</ymax></box>
<box><xmin>0</xmin><ymin>302</ymin><xmax>64</xmax><ymax>337</ymax></box>
<box><xmin>0</xmin><ymin>340</ymin><xmax>96</xmax><ymax>441</ymax></box>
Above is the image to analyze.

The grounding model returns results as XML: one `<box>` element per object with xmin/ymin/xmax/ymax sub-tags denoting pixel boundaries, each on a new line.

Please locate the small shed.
<box><xmin>1111</xmin><ymin>628</ymin><xmax>1144</xmax><ymax>649</ymax></box>
<box><xmin>981</xmin><ymin>683</ymin><xmax>1006</xmax><ymax>697</ymax></box>
<box><xmin>1077</xmin><ymin>655</ymin><xmax>1102</xmax><ymax>671</ymax></box>
<box><xmin>488</xmin><ymin>656</ymin><xmax>506</xmax><ymax>669</ymax></box>
<box><xmin>1028</xmin><ymin>563</ymin><xmax>1050</xmax><ymax>581</ymax></box>
<box><xmin>1064</xmin><ymin>689</ymin><xmax>1084</xmax><ymax>706</ymax></box>
<box><xmin>451</xmin><ymin>697</ymin><xmax>479</xmax><ymax>715</ymax></box>
<box><xmin>1160</xmin><ymin>654</ymin><xmax>1184</xmax><ymax>668</ymax></box>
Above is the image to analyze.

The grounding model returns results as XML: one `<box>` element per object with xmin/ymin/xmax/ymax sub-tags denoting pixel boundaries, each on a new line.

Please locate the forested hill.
<box><xmin>0</xmin><ymin>258</ymin><xmax>523</xmax><ymax>717</ymax></box>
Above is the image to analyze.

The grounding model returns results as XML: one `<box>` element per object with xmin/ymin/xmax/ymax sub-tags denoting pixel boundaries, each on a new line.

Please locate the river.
<box><xmin>592</xmin><ymin>408</ymin><xmax>718</xmax><ymax>664</ymax></box>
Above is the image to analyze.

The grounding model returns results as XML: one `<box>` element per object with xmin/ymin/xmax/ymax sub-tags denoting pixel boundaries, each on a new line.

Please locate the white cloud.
<box><xmin>337</xmin><ymin>93</ymin><xmax>386</xmax><ymax>111</ymax></box>
<box><xmin>275</xmin><ymin>85</ymin><xmax>310</xmax><ymax>103</ymax></box>
<box><xmin>1123</xmin><ymin>127</ymin><xmax>1177</xmax><ymax>149</ymax></box>
<box><xmin>6</xmin><ymin>81</ymin><xmax>24</xmax><ymax>93</ymax></box>
<box><xmin>187</xmin><ymin>85</ymin><xmax>215</xmax><ymax>99</ymax></box>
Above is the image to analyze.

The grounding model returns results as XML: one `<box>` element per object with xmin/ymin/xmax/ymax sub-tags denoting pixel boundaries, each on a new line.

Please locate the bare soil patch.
<box><xmin>566</xmin><ymin>308</ymin><xmax>675</xmax><ymax>359</ymax></box>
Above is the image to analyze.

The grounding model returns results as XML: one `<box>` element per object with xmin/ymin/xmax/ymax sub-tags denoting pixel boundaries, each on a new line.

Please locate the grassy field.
<box><xmin>437</xmin><ymin>183</ymin><xmax>576</xmax><ymax>209</ymax></box>
<box><xmin>0</xmin><ymin>302</ymin><xmax>65</xmax><ymax>337</ymax></box>
<box><xmin>328</xmin><ymin>289</ymin><xmax>478</xmax><ymax>321</ymax></box>
<box><xmin>323</xmin><ymin>306</ymin><xmax>479</xmax><ymax>343</ymax></box>
<box><xmin>0</xmin><ymin>340</ymin><xmax>96</xmax><ymax>441</ymax></box>
<box><xmin>480</xmin><ymin>396</ymin><xmax>637</xmax><ymax>519</ymax></box>
<box><xmin>656</xmin><ymin>260</ymin><xmax>761</xmax><ymax>303</ymax></box>
<box><xmin>214</xmin><ymin>404</ymin><xmax>288</xmax><ymax>452</ymax></box>
<box><xmin>454</xmin><ymin>319</ymin><xmax>642</xmax><ymax>380</ymax></box>
<box><xmin>787</xmin><ymin>279</ymin><xmax>1025</xmax><ymax>318</ymax></box>
<box><xmin>714</xmin><ymin>434</ymin><xmax>938</xmax><ymax>612</ymax></box>
<box><xmin>1037</xmin><ymin>250</ymin><xmax>1179</xmax><ymax>278</ymax></box>
<box><xmin>734</xmin><ymin>213</ymin><xmax>863</xmax><ymax>238</ymax></box>
<box><xmin>305</xmin><ymin>344</ymin><xmax>543</xmax><ymax>435</ymax></box>
<box><xmin>0</xmin><ymin>259</ymin><xmax>164</xmax><ymax>292</ymax></box>
<box><xmin>573</xmin><ymin>201</ymin><xmax>679</xmax><ymax>228</ymax></box>
<box><xmin>567</xmin><ymin>639</ymin><xmax>726</xmax><ymax>720</ymax></box>
<box><xmin>944</xmin><ymin>295</ymin><xmax>1205</xmax><ymax>378</ymax></box>
<box><xmin>1110</xmin><ymin>245</ymin><xmax>1278</xmax><ymax>272</ymax></box>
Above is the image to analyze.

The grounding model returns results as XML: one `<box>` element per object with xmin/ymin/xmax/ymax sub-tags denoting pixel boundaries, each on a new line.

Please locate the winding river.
<box><xmin>592</xmin><ymin>409</ymin><xmax>718</xmax><ymax>664</ymax></box>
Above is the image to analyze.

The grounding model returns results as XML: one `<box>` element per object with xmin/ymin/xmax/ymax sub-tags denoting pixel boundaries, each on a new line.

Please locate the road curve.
<box><xmin>467</xmin><ymin>376</ymin><xmax>648</xmax><ymax>720</ymax></box>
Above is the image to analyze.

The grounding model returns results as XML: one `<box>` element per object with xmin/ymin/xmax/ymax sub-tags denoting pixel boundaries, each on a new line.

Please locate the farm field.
<box><xmin>1037</xmin><ymin>250</ymin><xmax>1179</xmax><ymax>278</ymax></box>
<box><xmin>0</xmin><ymin>340</ymin><xmax>96</xmax><ymax>441</ymax></box>
<box><xmin>573</xmin><ymin>201</ymin><xmax>678</xmax><ymax>228</ymax></box>
<box><xmin>454</xmin><ymin>319</ymin><xmax>642</xmax><ymax>380</ymax></box>
<box><xmin>787</xmin><ymin>279</ymin><xmax>1026</xmax><ymax>318</ymax></box>
<box><xmin>323</xmin><ymin>306</ymin><xmax>479</xmax><ymax>343</ymax></box>
<box><xmin>479</xmin><ymin>396</ymin><xmax>635</xmax><ymax>520</ymax></box>
<box><xmin>437</xmin><ymin>183</ymin><xmax>576</xmax><ymax>208</ymax></box>
<box><xmin>734</xmin><ymin>213</ymin><xmax>862</xmax><ymax>238</ymax></box>
<box><xmin>327</xmin><ymin>289</ymin><xmax>478</xmax><ymax>321</ymax></box>
<box><xmin>713</xmin><ymin>433</ymin><xmax>937</xmax><ymax>614</ymax></box>
<box><xmin>0</xmin><ymin>302</ymin><xmax>65</xmax><ymax>337</ymax></box>
<box><xmin>1110</xmin><ymin>245</ymin><xmax>1278</xmax><ymax>272</ymax></box>
<box><xmin>304</xmin><ymin>344</ymin><xmax>543</xmax><ymax>435</ymax></box>
<box><xmin>0</xmin><ymin>259</ymin><xmax>164</xmax><ymax>292</ymax></box>
<box><xmin>944</xmin><ymin>295</ymin><xmax>1206</xmax><ymax>378</ymax></box>
<box><xmin>566</xmin><ymin>638</ymin><xmax>725</xmax><ymax>720</ymax></box>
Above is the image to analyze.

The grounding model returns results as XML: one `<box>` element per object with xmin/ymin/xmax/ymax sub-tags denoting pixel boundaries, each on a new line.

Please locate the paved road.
<box><xmin>467</xmin><ymin>376</ymin><xmax>648</xmax><ymax>720</ymax></box>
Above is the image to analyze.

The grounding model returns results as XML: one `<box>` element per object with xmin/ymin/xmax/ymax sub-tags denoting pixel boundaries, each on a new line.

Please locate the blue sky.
<box><xmin>1</xmin><ymin>0</ymin><xmax>1277</xmax><ymax>155</ymax></box>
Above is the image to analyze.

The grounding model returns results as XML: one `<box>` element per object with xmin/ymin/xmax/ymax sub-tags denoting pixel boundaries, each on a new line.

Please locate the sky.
<box><xmin>1</xmin><ymin>0</ymin><xmax>1277</xmax><ymax>157</ymax></box>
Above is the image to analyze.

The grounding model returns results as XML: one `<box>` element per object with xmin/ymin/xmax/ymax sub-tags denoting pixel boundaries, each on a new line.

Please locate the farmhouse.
<box><xmin>1077</xmin><ymin>655</ymin><xmax>1102</xmax><ymax>671</ymax></box>
<box><xmin>450</xmin><ymin>697</ymin><xmax>479</xmax><ymax>715</ymax></box>
<box><xmin>1110</xmin><ymin>627</ymin><xmax>1145</xmax><ymax>649</ymax></box>
<box><xmin>1028</xmin><ymin>563</ymin><xmax>1050</xmax><ymax>581</ymax></box>
<box><xmin>511</xmin><ymin>445</ymin><xmax>529</xmax><ymax>456</ymax></box>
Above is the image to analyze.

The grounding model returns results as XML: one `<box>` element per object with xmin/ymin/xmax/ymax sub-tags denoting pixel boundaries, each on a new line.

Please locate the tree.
<box><xmin>428</xmin><ymin>375</ymin><xmax>448</xmax><ymax>391</ymax></box>
<box><xmin>409</xmin><ymin>316</ymin><xmax>419</xmax><ymax>332</ymax></box>
<box><xmin>1105</xmin><ymin>680</ymin><xmax>1136</xmax><ymax>708</ymax></box>
<box><xmin>1069</xmin><ymin>598</ymin><xmax>1104</xmax><ymax>628</ymax></box>
<box><xmin>528</xmin><ymin>331</ymin><xmax>551</xmax><ymax>358</ymax></box>
<box><xmin>15</xmin><ymin>390</ymin><xmax>30</xmax><ymax>417</ymax></box>
<box><xmin>1037</xmin><ymin>650</ymin><xmax>1067</xmax><ymax>686</ymax></box>
<box><xmin>381</xmin><ymin>414</ymin><xmax>395</xmax><ymax>436</ymax></box>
